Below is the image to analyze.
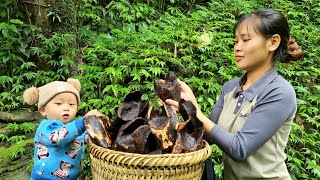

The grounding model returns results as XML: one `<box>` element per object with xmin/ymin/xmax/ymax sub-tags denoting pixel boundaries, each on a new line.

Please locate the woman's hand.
<box><xmin>164</xmin><ymin>79</ymin><xmax>199</xmax><ymax>112</ymax></box>
<box><xmin>162</xmin><ymin>79</ymin><xmax>214</xmax><ymax>133</ymax></box>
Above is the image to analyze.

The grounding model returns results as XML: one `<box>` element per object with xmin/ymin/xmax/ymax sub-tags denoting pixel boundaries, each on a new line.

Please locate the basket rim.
<box><xmin>89</xmin><ymin>140</ymin><xmax>212</xmax><ymax>167</ymax></box>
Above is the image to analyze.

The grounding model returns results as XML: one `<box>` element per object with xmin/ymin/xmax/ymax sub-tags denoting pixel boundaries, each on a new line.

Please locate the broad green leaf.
<box><xmin>9</xmin><ymin>19</ymin><xmax>24</xmax><ymax>25</ymax></box>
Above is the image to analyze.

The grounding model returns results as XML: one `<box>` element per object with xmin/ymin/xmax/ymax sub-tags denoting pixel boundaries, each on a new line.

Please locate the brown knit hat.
<box><xmin>23</xmin><ymin>78</ymin><xmax>81</xmax><ymax>109</ymax></box>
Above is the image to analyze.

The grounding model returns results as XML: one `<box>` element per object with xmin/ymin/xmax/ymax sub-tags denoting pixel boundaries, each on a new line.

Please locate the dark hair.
<box><xmin>235</xmin><ymin>9</ymin><xmax>303</xmax><ymax>63</ymax></box>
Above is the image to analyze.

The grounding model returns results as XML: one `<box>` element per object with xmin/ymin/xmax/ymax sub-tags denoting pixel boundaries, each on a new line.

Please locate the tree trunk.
<box><xmin>18</xmin><ymin>0</ymin><xmax>81</xmax><ymax>76</ymax></box>
<box><xmin>19</xmin><ymin>0</ymin><xmax>51</xmax><ymax>35</ymax></box>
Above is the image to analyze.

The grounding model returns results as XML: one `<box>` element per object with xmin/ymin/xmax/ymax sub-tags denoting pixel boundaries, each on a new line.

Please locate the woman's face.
<box><xmin>234</xmin><ymin>19</ymin><xmax>273</xmax><ymax>72</ymax></box>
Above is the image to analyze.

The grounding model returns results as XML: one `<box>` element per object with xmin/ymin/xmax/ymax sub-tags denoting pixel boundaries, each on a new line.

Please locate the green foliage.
<box><xmin>0</xmin><ymin>16</ymin><xmax>40</xmax><ymax>110</ymax></box>
<box><xmin>269</xmin><ymin>1</ymin><xmax>320</xmax><ymax>178</ymax></box>
<box><xmin>6</xmin><ymin>122</ymin><xmax>36</xmax><ymax>134</ymax></box>
<box><xmin>0</xmin><ymin>122</ymin><xmax>36</xmax><ymax>144</ymax></box>
<box><xmin>78</xmin><ymin>2</ymin><xmax>319</xmax><ymax>178</ymax></box>
<box><xmin>81</xmin><ymin>145</ymin><xmax>92</xmax><ymax>178</ymax></box>
<box><xmin>0</xmin><ymin>122</ymin><xmax>36</xmax><ymax>171</ymax></box>
<box><xmin>9</xmin><ymin>146</ymin><xmax>25</xmax><ymax>158</ymax></box>
<box><xmin>6</xmin><ymin>122</ymin><xmax>19</xmax><ymax>132</ymax></box>
<box><xmin>8</xmin><ymin>135</ymin><xmax>26</xmax><ymax>144</ymax></box>
<box><xmin>0</xmin><ymin>134</ymin><xmax>8</xmax><ymax>141</ymax></box>
<box><xmin>0</xmin><ymin>0</ymin><xmax>319</xmax><ymax>179</ymax></box>
<box><xmin>143</xmin><ymin>0</ymin><xmax>210</xmax><ymax>13</ymax></box>
<box><xmin>0</xmin><ymin>1</ymin><xmax>78</xmax><ymax>111</ymax></box>
<box><xmin>0</xmin><ymin>138</ymin><xmax>33</xmax><ymax>167</ymax></box>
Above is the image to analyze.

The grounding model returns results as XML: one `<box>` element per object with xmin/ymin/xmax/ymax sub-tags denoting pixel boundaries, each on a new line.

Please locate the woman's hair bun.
<box><xmin>284</xmin><ymin>38</ymin><xmax>304</xmax><ymax>62</ymax></box>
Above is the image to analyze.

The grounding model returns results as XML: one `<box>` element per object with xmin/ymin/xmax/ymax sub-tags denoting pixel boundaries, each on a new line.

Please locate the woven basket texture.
<box><xmin>89</xmin><ymin>140</ymin><xmax>212</xmax><ymax>180</ymax></box>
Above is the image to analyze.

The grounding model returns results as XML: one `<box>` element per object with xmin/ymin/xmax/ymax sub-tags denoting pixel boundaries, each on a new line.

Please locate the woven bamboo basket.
<box><xmin>89</xmin><ymin>140</ymin><xmax>212</xmax><ymax>180</ymax></box>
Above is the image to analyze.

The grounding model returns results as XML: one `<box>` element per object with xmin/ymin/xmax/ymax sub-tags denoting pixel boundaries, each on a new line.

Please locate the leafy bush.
<box><xmin>78</xmin><ymin>1</ymin><xmax>319</xmax><ymax>178</ymax></box>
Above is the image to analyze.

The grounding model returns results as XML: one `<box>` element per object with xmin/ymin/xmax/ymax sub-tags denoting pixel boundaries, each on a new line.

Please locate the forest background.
<box><xmin>0</xmin><ymin>0</ymin><xmax>319</xmax><ymax>179</ymax></box>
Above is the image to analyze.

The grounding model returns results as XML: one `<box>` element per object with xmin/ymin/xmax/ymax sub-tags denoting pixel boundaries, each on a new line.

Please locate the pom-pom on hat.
<box><xmin>23</xmin><ymin>78</ymin><xmax>81</xmax><ymax>109</ymax></box>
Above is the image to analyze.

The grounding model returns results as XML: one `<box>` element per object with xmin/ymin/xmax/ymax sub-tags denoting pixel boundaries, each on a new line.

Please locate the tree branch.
<box><xmin>0</xmin><ymin>109</ymin><xmax>43</xmax><ymax>123</ymax></box>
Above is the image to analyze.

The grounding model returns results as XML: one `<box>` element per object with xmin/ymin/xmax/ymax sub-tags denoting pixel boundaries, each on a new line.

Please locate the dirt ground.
<box><xmin>1</xmin><ymin>168</ymin><xmax>31</xmax><ymax>180</ymax></box>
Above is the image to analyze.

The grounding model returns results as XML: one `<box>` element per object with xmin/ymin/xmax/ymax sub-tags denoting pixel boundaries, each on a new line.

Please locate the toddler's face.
<box><xmin>40</xmin><ymin>92</ymin><xmax>78</xmax><ymax>124</ymax></box>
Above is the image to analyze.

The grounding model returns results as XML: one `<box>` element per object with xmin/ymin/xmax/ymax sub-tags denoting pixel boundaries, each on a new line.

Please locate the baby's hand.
<box><xmin>84</xmin><ymin>134</ymin><xmax>90</xmax><ymax>144</ymax></box>
<box><xmin>85</xmin><ymin>109</ymin><xmax>104</xmax><ymax>117</ymax></box>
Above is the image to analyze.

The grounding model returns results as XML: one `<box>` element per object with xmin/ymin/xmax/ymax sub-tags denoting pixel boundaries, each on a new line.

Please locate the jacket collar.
<box><xmin>233</xmin><ymin>67</ymin><xmax>278</xmax><ymax>101</ymax></box>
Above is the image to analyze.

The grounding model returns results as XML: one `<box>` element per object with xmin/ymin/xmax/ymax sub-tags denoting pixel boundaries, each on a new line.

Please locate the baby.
<box><xmin>24</xmin><ymin>78</ymin><xmax>100</xmax><ymax>180</ymax></box>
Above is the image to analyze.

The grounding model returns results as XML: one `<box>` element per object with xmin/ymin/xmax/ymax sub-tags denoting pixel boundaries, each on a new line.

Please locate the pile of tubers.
<box><xmin>84</xmin><ymin>72</ymin><xmax>205</xmax><ymax>154</ymax></box>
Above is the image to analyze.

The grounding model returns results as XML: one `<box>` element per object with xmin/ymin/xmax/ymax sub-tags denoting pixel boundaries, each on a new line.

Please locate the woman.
<box><xmin>165</xmin><ymin>9</ymin><xmax>303</xmax><ymax>179</ymax></box>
